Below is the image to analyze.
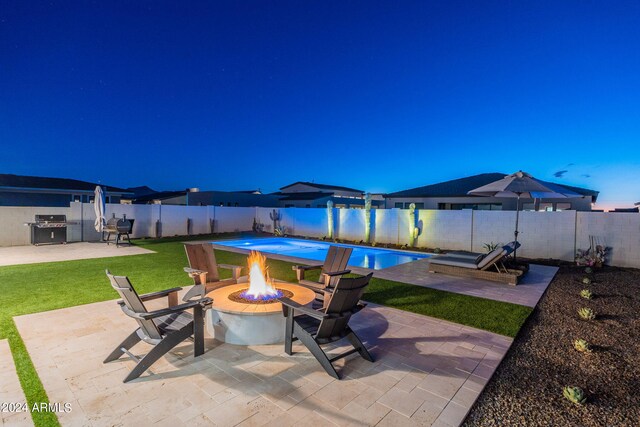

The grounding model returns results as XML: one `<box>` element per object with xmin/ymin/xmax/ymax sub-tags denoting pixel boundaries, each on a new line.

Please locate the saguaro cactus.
<box><xmin>327</xmin><ymin>200</ymin><xmax>334</xmax><ymax>239</ymax></box>
<box><xmin>364</xmin><ymin>193</ymin><xmax>372</xmax><ymax>243</ymax></box>
<box><xmin>409</xmin><ymin>203</ymin><xmax>419</xmax><ymax>247</ymax></box>
<box><xmin>269</xmin><ymin>209</ymin><xmax>282</xmax><ymax>235</ymax></box>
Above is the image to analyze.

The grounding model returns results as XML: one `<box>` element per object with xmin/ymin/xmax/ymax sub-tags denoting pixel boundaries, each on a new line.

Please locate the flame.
<box><xmin>245</xmin><ymin>251</ymin><xmax>279</xmax><ymax>298</ymax></box>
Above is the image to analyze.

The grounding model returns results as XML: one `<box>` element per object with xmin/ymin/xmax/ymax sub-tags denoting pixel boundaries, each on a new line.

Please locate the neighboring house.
<box><xmin>385</xmin><ymin>173</ymin><xmax>599</xmax><ymax>212</ymax></box>
<box><xmin>0</xmin><ymin>173</ymin><xmax>132</xmax><ymax>207</ymax></box>
<box><xmin>273</xmin><ymin>182</ymin><xmax>385</xmax><ymax>208</ymax></box>
<box><xmin>132</xmin><ymin>188</ymin><xmax>280</xmax><ymax>207</ymax></box>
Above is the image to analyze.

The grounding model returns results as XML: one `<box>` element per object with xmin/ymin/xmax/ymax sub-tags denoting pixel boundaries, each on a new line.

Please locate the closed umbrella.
<box><xmin>94</xmin><ymin>186</ymin><xmax>106</xmax><ymax>239</ymax></box>
<box><xmin>468</xmin><ymin>171</ymin><xmax>580</xmax><ymax>260</ymax></box>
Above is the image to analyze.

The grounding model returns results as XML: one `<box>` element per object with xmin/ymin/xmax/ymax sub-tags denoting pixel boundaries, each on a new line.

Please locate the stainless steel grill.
<box><xmin>103</xmin><ymin>215</ymin><xmax>134</xmax><ymax>247</ymax></box>
<box><xmin>25</xmin><ymin>214</ymin><xmax>75</xmax><ymax>245</ymax></box>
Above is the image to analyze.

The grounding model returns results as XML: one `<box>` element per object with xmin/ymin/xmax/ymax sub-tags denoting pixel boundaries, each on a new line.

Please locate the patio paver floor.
<box><xmin>0</xmin><ymin>339</ymin><xmax>34</xmax><ymax>426</ymax></box>
<box><xmin>0</xmin><ymin>242</ymin><xmax>154</xmax><ymax>267</ymax></box>
<box><xmin>15</xmin><ymin>297</ymin><xmax>513</xmax><ymax>426</ymax></box>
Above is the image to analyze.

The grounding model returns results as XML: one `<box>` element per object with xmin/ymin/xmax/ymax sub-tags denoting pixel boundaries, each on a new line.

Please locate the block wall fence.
<box><xmin>1</xmin><ymin>204</ymin><xmax>639</xmax><ymax>268</ymax></box>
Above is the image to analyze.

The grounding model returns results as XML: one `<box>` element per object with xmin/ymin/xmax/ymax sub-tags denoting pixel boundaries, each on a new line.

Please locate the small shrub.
<box><xmin>582</xmin><ymin>276</ymin><xmax>592</xmax><ymax>285</ymax></box>
<box><xmin>580</xmin><ymin>289</ymin><xmax>593</xmax><ymax>300</ymax></box>
<box><xmin>584</xmin><ymin>266</ymin><xmax>593</xmax><ymax>274</ymax></box>
<box><xmin>483</xmin><ymin>242</ymin><xmax>500</xmax><ymax>252</ymax></box>
<box><xmin>578</xmin><ymin>307</ymin><xmax>596</xmax><ymax>320</ymax></box>
<box><xmin>371</xmin><ymin>241</ymin><xmax>377</xmax><ymax>247</ymax></box>
<box><xmin>433</xmin><ymin>247</ymin><xmax>441</xmax><ymax>254</ymax></box>
<box><xmin>573</xmin><ymin>338</ymin><xmax>592</xmax><ymax>353</ymax></box>
<box><xmin>563</xmin><ymin>386</ymin><xmax>587</xmax><ymax>405</ymax></box>
<box><xmin>400</xmin><ymin>244</ymin><xmax>408</xmax><ymax>249</ymax></box>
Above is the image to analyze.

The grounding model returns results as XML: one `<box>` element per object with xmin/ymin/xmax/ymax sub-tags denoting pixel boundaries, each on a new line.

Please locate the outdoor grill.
<box><xmin>103</xmin><ymin>215</ymin><xmax>134</xmax><ymax>247</ymax></box>
<box><xmin>26</xmin><ymin>214</ymin><xmax>72</xmax><ymax>246</ymax></box>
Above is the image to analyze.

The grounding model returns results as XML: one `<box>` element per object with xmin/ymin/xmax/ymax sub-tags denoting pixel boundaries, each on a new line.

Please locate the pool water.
<box><xmin>212</xmin><ymin>237</ymin><xmax>430</xmax><ymax>270</ymax></box>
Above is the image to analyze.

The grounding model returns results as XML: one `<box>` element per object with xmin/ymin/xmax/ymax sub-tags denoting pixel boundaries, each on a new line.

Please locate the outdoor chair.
<box><xmin>104</xmin><ymin>270</ymin><xmax>212</xmax><ymax>383</ymax></box>
<box><xmin>428</xmin><ymin>243</ymin><xmax>524</xmax><ymax>285</ymax></box>
<box><xmin>292</xmin><ymin>245</ymin><xmax>353</xmax><ymax>302</ymax></box>
<box><xmin>446</xmin><ymin>241</ymin><xmax>521</xmax><ymax>261</ymax></box>
<box><xmin>182</xmin><ymin>243</ymin><xmax>243</xmax><ymax>302</ymax></box>
<box><xmin>278</xmin><ymin>273</ymin><xmax>374</xmax><ymax>379</ymax></box>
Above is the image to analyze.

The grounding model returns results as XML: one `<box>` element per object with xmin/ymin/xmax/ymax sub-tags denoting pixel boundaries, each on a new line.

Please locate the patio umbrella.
<box><xmin>468</xmin><ymin>171</ymin><xmax>581</xmax><ymax>260</ymax></box>
<box><xmin>94</xmin><ymin>185</ymin><xmax>106</xmax><ymax>239</ymax></box>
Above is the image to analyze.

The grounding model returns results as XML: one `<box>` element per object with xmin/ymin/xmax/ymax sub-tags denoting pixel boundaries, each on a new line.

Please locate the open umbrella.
<box><xmin>94</xmin><ymin>186</ymin><xmax>106</xmax><ymax>239</ymax></box>
<box><xmin>468</xmin><ymin>171</ymin><xmax>581</xmax><ymax>260</ymax></box>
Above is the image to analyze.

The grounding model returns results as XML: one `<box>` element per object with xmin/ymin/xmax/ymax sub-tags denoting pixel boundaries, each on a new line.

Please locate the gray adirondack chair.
<box><xmin>182</xmin><ymin>243</ymin><xmax>243</xmax><ymax>302</ymax></box>
<box><xmin>104</xmin><ymin>270</ymin><xmax>212</xmax><ymax>383</ymax></box>
<box><xmin>278</xmin><ymin>273</ymin><xmax>374</xmax><ymax>379</ymax></box>
<box><xmin>292</xmin><ymin>246</ymin><xmax>353</xmax><ymax>300</ymax></box>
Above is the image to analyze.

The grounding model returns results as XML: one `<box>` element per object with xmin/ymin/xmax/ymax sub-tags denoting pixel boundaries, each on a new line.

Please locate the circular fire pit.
<box><xmin>205</xmin><ymin>282</ymin><xmax>316</xmax><ymax>345</ymax></box>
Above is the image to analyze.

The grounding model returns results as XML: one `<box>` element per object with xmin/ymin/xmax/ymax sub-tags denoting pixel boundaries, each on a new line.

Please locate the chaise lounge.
<box><xmin>428</xmin><ymin>242</ymin><xmax>525</xmax><ymax>285</ymax></box>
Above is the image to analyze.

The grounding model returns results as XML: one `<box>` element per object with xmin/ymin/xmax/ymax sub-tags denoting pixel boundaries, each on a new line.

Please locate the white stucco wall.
<box><xmin>1</xmin><ymin>204</ymin><xmax>639</xmax><ymax>269</ymax></box>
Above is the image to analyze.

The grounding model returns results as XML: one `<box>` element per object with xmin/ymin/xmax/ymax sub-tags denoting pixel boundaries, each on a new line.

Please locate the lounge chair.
<box><xmin>428</xmin><ymin>243</ymin><xmax>524</xmax><ymax>285</ymax></box>
<box><xmin>182</xmin><ymin>243</ymin><xmax>243</xmax><ymax>302</ymax></box>
<box><xmin>104</xmin><ymin>270</ymin><xmax>211</xmax><ymax>383</ymax></box>
<box><xmin>279</xmin><ymin>273</ymin><xmax>374</xmax><ymax>379</ymax></box>
<box><xmin>446</xmin><ymin>241</ymin><xmax>521</xmax><ymax>261</ymax></box>
<box><xmin>292</xmin><ymin>245</ymin><xmax>353</xmax><ymax>301</ymax></box>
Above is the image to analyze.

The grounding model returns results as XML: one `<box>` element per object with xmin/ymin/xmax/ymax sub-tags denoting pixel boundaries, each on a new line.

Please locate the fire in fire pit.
<box><xmin>228</xmin><ymin>251</ymin><xmax>292</xmax><ymax>304</ymax></box>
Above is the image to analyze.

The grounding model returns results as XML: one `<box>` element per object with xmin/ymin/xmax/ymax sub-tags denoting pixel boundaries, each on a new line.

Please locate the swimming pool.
<box><xmin>212</xmin><ymin>237</ymin><xmax>430</xmax><ymax>270</ymax></box>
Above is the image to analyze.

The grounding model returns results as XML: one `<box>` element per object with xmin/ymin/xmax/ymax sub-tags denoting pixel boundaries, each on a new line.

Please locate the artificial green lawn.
<box><xmin>0</xmin><ymin>234</ymin><xmax>532</xmax><ymax>426</ymax></box>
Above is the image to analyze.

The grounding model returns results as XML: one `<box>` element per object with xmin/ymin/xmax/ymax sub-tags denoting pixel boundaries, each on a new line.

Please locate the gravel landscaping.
<box><xmin>464</xmin><ymin>263</ymin><xmax>640</xmax><ymax>426</ymax></box>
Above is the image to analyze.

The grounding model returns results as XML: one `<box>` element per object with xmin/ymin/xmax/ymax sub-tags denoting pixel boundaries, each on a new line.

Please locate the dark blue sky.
<box><xmin>1</xmin><ymin>1</ymin><xmax>639</xmax><ymax>207</ymax></box>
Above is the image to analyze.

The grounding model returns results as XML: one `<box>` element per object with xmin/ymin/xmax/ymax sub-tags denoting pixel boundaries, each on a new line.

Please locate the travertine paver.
<box><xmin>15</xmin><ymin>296</ymin><xmax>515</xmax><ymax>426</ymax></box>
<box><xmin>0</xmin><ymin>340</ymin><xmax>34</xmax><ymax>426</ymax></box>
<box><xmin>209</xmin><ymin>243</ymin><xmax>557</xmax><ymax>308</ymax></box>
<box><xmin>0</xmin><ymin>242</ymin><xmax>153</xmax><ymax>266</ymax></box>
<box><xmin>374</xmin><ymin>259</ymin><xmax>557</xmax><ymax>307</ymax></box>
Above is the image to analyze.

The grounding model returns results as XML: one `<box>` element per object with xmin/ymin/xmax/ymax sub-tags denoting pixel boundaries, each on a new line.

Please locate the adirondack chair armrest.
<box><xmin>184</xmin><ymin>267</ymin><xmax>207</xmax><ymax>276</ymax></box>
<box><xmin>278</xmin><ymin>297</ymin><xmax>328</xmax><ymax>320</ymax></box>
<box><xmin>139</xmin><ymin>287</ymin><xmax>183</xmax><ymax>302</ymax></box>
<box><xmin>292</xmin><ymin>264</ymin><xmax>323</xmax><ymax>281</ymax></box>
<box><xmin>138</xmin><ymin>297</ymin><xmax>213</xmax><ymax>320</ymax></box>
<box><xmin>293</xmin><ymin>264</ymin><xmax>323</xmax><ymax>271</ymax></box>
<box><xmin>323</xmin><ymin>269</ymin><xmax>351</xmax><ymax>277</ymax></box>
<box><xmin>218</xmin><ymin>264</ymin><xmax>243</xmax><ymax>280</ymax></box>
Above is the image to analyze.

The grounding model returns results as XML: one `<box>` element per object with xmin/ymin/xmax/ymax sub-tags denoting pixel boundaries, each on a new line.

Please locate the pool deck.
<box><xmin>208</xmin><ymin>242</ymin><xmax>556</xmax><ymax>308</ymax></box>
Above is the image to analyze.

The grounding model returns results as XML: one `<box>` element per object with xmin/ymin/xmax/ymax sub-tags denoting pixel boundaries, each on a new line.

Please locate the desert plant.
<box><xmin>433</xmin><ymin>247</ymin><xmax>441</xmax><ymax>254</ymax></box>
<box><xmin>364</xmin><ymin>193</ymin><xmax>372</xmax><ymax>243</ymax></box>
<box><xmin>273</xmin><ymin>225</ymin><xmax>286</xmax><ymax>237</ymax></box>
<box><xmin>563</xmin><ymin>386</ymin><xmax>587</xmax><ymax>405</ymax></box>
<box><xmin>408</xmin><ymin>203</ymin><xmax>420</xmax><ymax>247</ymax></box>
<box><xmin>584</xmin><ymin>266</ymin><xmax>593</xmax><ymax>274</ymax></box>
<box><xmin>582</xmin><ymin>276</ymin><xmax>592</xmax><ymax>285</ymax></box>
<box><xmin>573</xmin><ymin>338</ymin><xmax>592</xmax><ymax>353</ymax></box>
<box><xmin>371</xmin><ymin>241</ymin><xmax>377</xmax><ymax>247</ymax></box>
<box><xmin>580</xmin><ymin>289</ymin><xmax>593</xmax><ymax>300</ymax></box>
<box><xmin>578</xmin><ymin>307</ymin><xmax>596</xmax><ymax>320</ymax></box>
<box><xmin>483</xmin><ymin>242</ymin><xmax>500</xmax><ymax>252</ymax></box>
<box><xmin>269</xmin><ymin>209</ymin><xmax>282</xmax><ymax>235</ymax></box>
<box><xmin>327</xmin><ymin>201</ymin><xmax>334</xmax><ymax>239</ymax></box>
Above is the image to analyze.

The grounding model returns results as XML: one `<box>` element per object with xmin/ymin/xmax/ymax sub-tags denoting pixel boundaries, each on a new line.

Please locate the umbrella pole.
<box><xmin>514</xmin><ymin>193</ymin><xmax>520</xmax><ymax>262</ymax></box>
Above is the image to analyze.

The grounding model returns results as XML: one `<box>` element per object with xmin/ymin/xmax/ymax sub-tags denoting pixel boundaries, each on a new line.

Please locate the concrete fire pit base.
<box><xmin>205</xmin><ymin>282</ymin><xmax>316</xmax><ymax>345</ymax></box>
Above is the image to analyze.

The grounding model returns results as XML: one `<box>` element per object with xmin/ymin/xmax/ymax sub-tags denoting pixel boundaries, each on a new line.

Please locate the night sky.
<box><xmin>1</xmin><ymin>1</ymin><xmax>639</xmax><ymax>208</ymax></box>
